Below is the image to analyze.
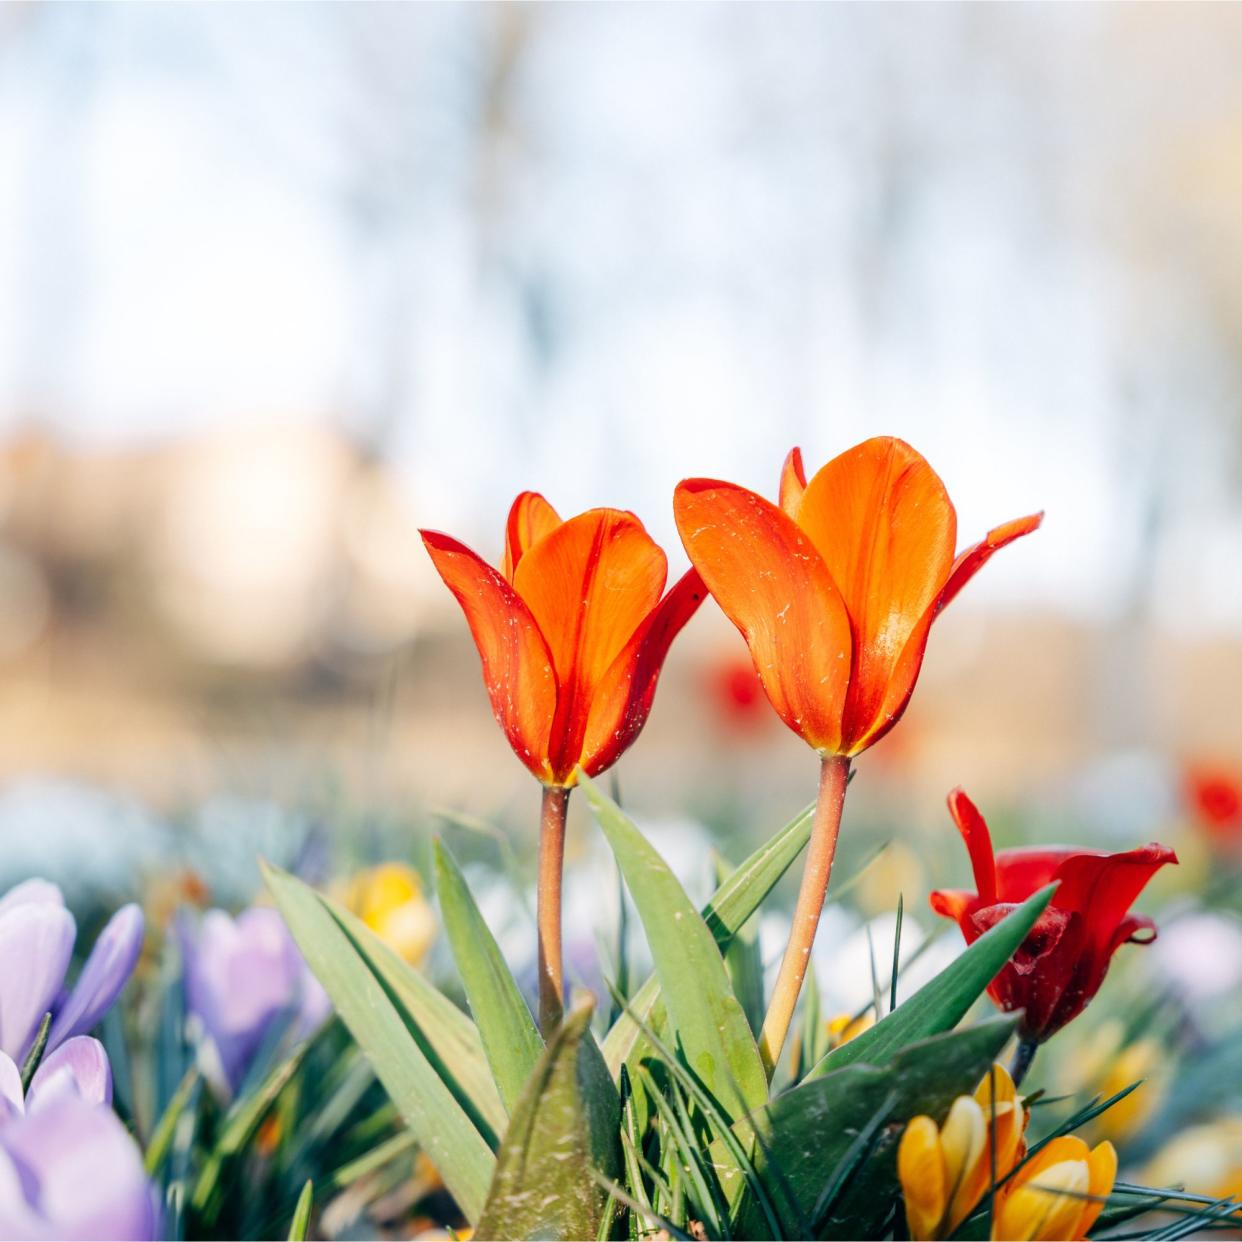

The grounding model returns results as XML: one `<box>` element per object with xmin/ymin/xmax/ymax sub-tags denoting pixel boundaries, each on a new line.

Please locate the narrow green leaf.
<box><xmin>734</xmin><ymin>1015</ymin><xmax>1018</xmax><ymax>1238</ymax></box>
<box><xmin>435</xmin><ymin>839</ymin><xmax>544</xmax><ymax>1114</ymax></box>
<box><xmin>19</xmin><ymin>1013</ymin><xmax>51</xmax><ymax>1092</ymax></box>
<box><xmin>716</xmin><ymin>856</ymin><xmax>765</xmax><ymax>1038</ymax></box>
<box><xmin>144</xmin><ymin>1067</ymin><xmax>199</xmax><ymax>1177</ymax></box>
<box><xmin>325</xmin><ymin>897</ymin><xmax>507</xmax><ymax>1141</ymax></box>
<box><xmin>475</xmin><ymin>998</ymin><xmax>621</xmax><ymax>1241</ymax></box>
<box><xmin>263</xmin><ymin>861</ymin><xmax>496</xmax><ymax>1223</ymax></box>
<box><xmin>807</xmin><ymin>884</ymin><xmax>1056</xmax><ymax>1079</ymax></box>
<box><xmin>287</xmin><ymin>1180</ymin><xmax>313</xmax><ymax>1241</ymax></box>
<box><xmin>582</xmin><ymin>774</ymin><xmax>767</xmax><ymax>1123</ymax></box>
<box><xmin>601</xmin><ymin>801</ymin><xmax>814</xmax><ymax>1076</ymax></box>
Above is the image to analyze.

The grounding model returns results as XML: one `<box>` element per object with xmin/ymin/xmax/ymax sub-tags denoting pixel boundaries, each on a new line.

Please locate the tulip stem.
<box><xmin>1010</xmin><ymin>1038</ymin><xmax>1038</xmax><ymax>1088</ymax></box>
<box><xmin>536</xmin><ymin>784</ymin><xmax>571</xmax><ymax>1036</ymax></box>
<box><xmin>759</xmin><ymin>753</ymin><xmax>851</xmax><ymax>1078</ymax></box>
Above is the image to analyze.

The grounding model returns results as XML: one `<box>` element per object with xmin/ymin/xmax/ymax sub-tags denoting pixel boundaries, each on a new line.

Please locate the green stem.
<box><xmin>758</xmin><ymin>753</ymin><xmax>851</xmax><ymax>1077</ymax></box>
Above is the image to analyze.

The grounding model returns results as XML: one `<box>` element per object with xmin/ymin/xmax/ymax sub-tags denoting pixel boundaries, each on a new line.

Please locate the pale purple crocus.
<box><xmin>179</xmin><ymin>906</ymin><xmax>330</xmax><ymax>1098</ymax></box>
<box><xmin>0</xmin><ymin>880</ymin><xmax>145</xmax><ymax>1065</ymax></box>
<box><xmin>0</xmin><ymin>1036</ymin><xmax>113</xmax><ymax>1120</ymax></box>
<box><xmin>0</xmin><ymin>1095</ymin><xmax>160</xmax><ymax>1240</ymax></box>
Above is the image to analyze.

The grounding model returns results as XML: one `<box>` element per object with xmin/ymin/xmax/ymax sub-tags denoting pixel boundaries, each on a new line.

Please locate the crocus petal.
<box><xmin>26</xmin><ymin>1037</ymin><xmax>112</xmax><ymax>1112</ymax></box>
<box><xmin>941</xmin><ymin>1096</ymin><xmax>988</xmax><ymax>1233</ymax></box>
<box><xmin>0</xmin><ymin>1097</ymin><xmax>160</xmax><ymax>1240</ymax></box>
<box><xmin>578</xmin><ymin>568</ymin><xmax>706</xmax><ymax>779</ymax></box>
<box><xmin>778</xmin><ymin>446</ymin><xmax>807</xmax><ymax>519</ymax></box>
<box><xmin>675</xmin><ymin>479</ymin><xmax>853</xmax><ymax>752</ymax></box>
<box><xmin>939</xmin><ymin>512</ymin><xmax>1044</xmax><ymax>613</ymax></box>
<box><xmin>0</xmin><ymin>882</ymin><xmax>64</xmax><ymax>918</ymax></box>
<box><xmin>500</xmin><ymin>491</ymin><xmax>562</xmax><ymax>581</ymax></box>
<box><xmin>421</xmin><ymin>530</ymin><xmax>558</xmax><ymax>782</ymax></box>
<box><xmin>897</xmin><ymin>1115</ymin><xmax>947</xmax><ymax>1242</ymax></box>
<box><xmin>46</xmin><ymin>904</ymin><xmax>143</xmax><ymax>1053</ymax></box>
<box><xmin>0</xmin><ymin>903</ymin><xmax>75</xmax><ymax>1062</ymax></box>
<box><xmin>0</xmin><ymin>1054</ymin><xmax>22</xmax><ymax>1119</ymax></box>
<box><xmin>514</xmin><ymin>508</ymin><xmax>667</xmax><ymax>777</ymax></box>
<box><xmin>1077</xmin><ymin>1141</ymin><xmax>1117</xmax><ymax>1237</ymax></box>
<box><xmin>947</xmin><ymin>789</ymin><xmax>998</xmax><ymax>905</ymax></box>
<box><xmin>796</xmin><ymin>437</ymin><xmax>957</xmax><ymax>751</ymax></box>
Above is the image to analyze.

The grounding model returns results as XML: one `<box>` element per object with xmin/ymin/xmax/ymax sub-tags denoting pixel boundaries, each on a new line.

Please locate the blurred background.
<box><xmin>0</xmin><ymin>2</ymin><xmax>1240</xmax><ymax>870</ymax></box>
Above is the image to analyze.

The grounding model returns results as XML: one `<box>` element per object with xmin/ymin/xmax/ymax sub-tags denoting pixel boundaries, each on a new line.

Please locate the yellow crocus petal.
<box><xmin>942</xmin><ymin>1096</ymin><xmax>990</xmax><ymax>1233</ymax></box>
<box><xmin>899</xmin><ymin>1115</ymin><xmax>949</xmax><ymax>1241</ymax></box>
<box><xmin>1007</xmin><ymin>1158</ymin><xmax>1091</xmax><ymax>1242</ymax></box>
<box><xmin>1075</xmin><ymin>1141</ymin><xmax>1117</xmax><ymax>1238</ymax></box>
<box><xmin>974</xmin><ymin>1063</ymin><xmax>1027</xmax><ymax>1178</ymax></box>
<box><xmin>353</xmin><ymin>863</ymin><xmax>437</xmax><ymax>964</ymax></box>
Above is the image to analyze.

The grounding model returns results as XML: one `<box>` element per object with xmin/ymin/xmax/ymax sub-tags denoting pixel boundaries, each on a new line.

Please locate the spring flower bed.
<box><xmin>4</xmin><ymin>437</ymin><xmax>1240</xmax><ymax>1240</ymax></box>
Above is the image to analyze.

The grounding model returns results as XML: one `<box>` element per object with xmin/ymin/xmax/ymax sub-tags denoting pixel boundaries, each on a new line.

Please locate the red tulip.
<box><xmin>930</xmin><ymin>789</ymin><xmax>1178</xmax><ymax>1044</ymax></box>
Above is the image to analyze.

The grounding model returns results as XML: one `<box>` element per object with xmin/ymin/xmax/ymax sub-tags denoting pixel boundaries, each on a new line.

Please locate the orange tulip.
<box><xmin>675</xmin><ymin>436</ymin><xmax>1042</xmax><ymax>757</ymax></box>
<box><xmin>421</xmin><ymin>493</ymin><xmax>703</xmax><ymax>788</ymax></box>
<box><xmin>674</xmin><ymin>436</ymin><xmax>1041</xmax><ymax>1073</ymax></box>
<box><xmin>421</xmin><ymin>492</ymin><xmax>703</xmax><ymax>1031</ymax></box>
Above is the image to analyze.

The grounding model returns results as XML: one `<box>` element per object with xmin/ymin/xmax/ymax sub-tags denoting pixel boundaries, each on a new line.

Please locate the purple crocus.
<box><xmin>0</xmin><ymin>1095</ymin><xmax>160</xmax><ymax>1239</ymax></box>
<box><xmin>0</xmin><ymin>880</ymin><xmax>144</xmax><ymax>1064</ymax></box>
<box><xmin>179</xmin><ymin>906</ymin><xmax>330</xmax><ymax>1098</ymax></box>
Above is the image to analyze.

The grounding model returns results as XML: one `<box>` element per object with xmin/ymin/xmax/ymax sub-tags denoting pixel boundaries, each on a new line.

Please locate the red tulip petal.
<box><xmin>993</xmin><ymin>847</ymin><xmax>1082</xmax><ymax>904</ymax></box>
<box><xmin>1049</xmin><ymin>843</ymin><xmax>1178</xmax><ymax>955</ymax></box>
<box><xmin>938</xmin><ymin>512</ymin><xmax>1043</xmax><ymax>612</ymax></box>
<box><xmin>579</xmin><ymin>568</ymin><xmax>706</xmax><ymax>779</ymax></box>
<box><xmin>947</xmin><ymin>789</ymin><xmax>999</xmax><ymax>905</ymax></box>
<box><xmin>1112</xmin><ymin>913</ymin><xmax>1157</xmax><ymax>953</ymax></box>
<box><xmin>779</xmin><ymin>447</ymin><xmax>807</xmax><ymax>519</ymax></box>
<box><xmin>929</xmin><ymin>887</ymin><xmax>979</xmax><ymax>934</ymax></box>
<box><xmin>675</xmin><ymin>478</ymin><xmax>853</xmax><ymax>752</ymax></box>
<box><xmin>514</xmin><ymin>508</ymin><xmax>667</xmax><ymax>776</ymax></box>
<box><xmin>501</xmin><ymin>491</ymin><xmax>562</xmax><ymax>581</ymax></box>
<box><xmin>969</xmin><ymin>903</ymin><xmax>1071</xmax><ymax>974</ymax></box>
<box><xmin>421</xmin><ymin>530</ymin><xmax>557</xmax><ymax>781</ymax></box>
<box><xmin>797</xmin><ymin>437</ymin><xmax>957</xmax><ymax>751</ymax></box>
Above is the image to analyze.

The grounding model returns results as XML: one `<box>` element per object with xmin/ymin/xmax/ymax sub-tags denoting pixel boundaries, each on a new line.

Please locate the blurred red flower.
<box><xmin>1184</xmin><ymin>763</ymin><xmax>1242</xmax><ymax>850</ymax></box>
<box><xmin>930</xmin><ymin>789</ymin><xmax>1178</xmax><ymax>1043</ymax></box>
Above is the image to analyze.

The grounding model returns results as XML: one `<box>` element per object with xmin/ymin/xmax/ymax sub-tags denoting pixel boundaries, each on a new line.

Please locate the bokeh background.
<box><xmin>0</xmin><ymin>4</ymin><xmax>1240</xmax><ymax>925</ymax></box>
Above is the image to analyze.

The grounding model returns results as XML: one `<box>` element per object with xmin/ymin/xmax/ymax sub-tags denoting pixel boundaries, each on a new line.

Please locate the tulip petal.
<box><xmin>928</xmin><ymin>887</ymin><xmax>978</xmax><ymax>931</ymax></box>
<box><xmin>515</xmin><ymin>509</ymin><xmax>667</xmax><ymax>777</ymax></box>
<box><xmin>421</xmin><ymin>530</ymin><xmax>558</xmax><ymax>781</ymax></box>
<box><xmin>579</xmin><ymin>569</ymin><xmax>706</xmax><ymax>779</ymax></box>
<box><xmin>940</xmin><ymin>512</ymin><xmax>1043</xmax><ymax>613</ymax></box>
<box><xmin>675</xmin><ymin>479</ymin><xmax>853</xmax><ymax>751</ymax></box>
<box><xmin>0</xmin><ymin>902</ymin><xmax>75</xmax><ymax>1062</ymax></box>
<box><xmin>779</xmin><ymin>447</ymin><xmax>807</xmax><ymax>519</ymax></box>
<box><xmin>27</xmin><ymin>1036</ymin><xmax>112</xmax><ymax>1111</ymax></box>
<box><xmin>993</xmin><ymin>847</ymin><xmax>1081</xmax><ymax>905</ymax></box>
<box><xmin>796</xmin><ymin>437</ymin><xmax>957</xmax><ymax>750</ymax></box>
<box><xmin>500</xmin><ymin>491</ymin><xmax>562</xmax><ymax>581</ymax></box>
<box><xmin>1050</xmin><ymin>844</ymin><xmax>1177</xmax><ymax>963</ymax></box>
<box><xmin>948</xmin><ymin>789</ymin><xmax>998</xmax><ymax>905</ymax></box>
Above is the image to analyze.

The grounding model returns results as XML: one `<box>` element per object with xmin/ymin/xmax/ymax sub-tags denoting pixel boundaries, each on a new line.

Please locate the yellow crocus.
<box><xmin>994</xmin><ymin>1136</ymin><xmax>1116</xmax><ymax>1241</ymax></box>
<box><xmin>898</xmin><ymin>1064</ymin><xmax>1028</xmax><ymax>1241</ymax></box>
<box><xmin>827</xmin><ymin>1011</ymin><xmax>875</xmax><ymax>1048</ymax></box>
<box><xmin>1143</xmin><ymin>1117</ymin><xmax>1242</xmax><ymax>1202</ymax></box>
<box><xmin>341</xmin><ymin>863</ymin><xmax>437</xmax><ymax>965</ymax></box>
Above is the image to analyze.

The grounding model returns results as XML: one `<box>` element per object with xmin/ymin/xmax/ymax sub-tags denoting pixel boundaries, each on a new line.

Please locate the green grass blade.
<box><xmin>287</xmin><ymin>1180</ymin><xmax>313</xmax><ymax>1241</ymax></box>
<box><xmin>434</xmin><ymin>839</ymin><xmax>543</xmax><ymax>1114</ymax></box>
<box><xmin>583</xmin><ymin>775</ymin><xmax>767</xmax><ymax>1123</ymax></box>
<box><xmin>601</xmin><ymin>801</ymin><xmax>814</xmax><ymax>1076</ymax></box>
<box><xmin>808</xmin><ymin>884</ymin><xmax>1056</xmax><ymax>1078</ymax></box>
<box><xmin>263</xmin><ymin>861</ymin><xmax>496</xmax><ymax>1223</ymax></box>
